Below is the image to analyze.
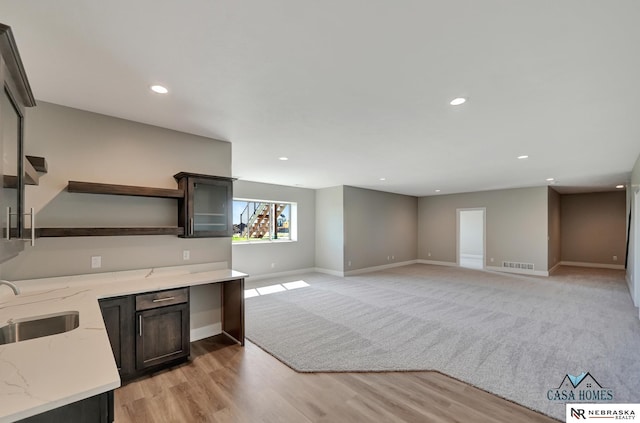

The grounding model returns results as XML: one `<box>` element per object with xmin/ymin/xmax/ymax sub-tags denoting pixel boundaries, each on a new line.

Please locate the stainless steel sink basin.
<box><xmin>0</xmin><ymin>311</ymin><xmax>79</xmax><ymax>345</ymax></box>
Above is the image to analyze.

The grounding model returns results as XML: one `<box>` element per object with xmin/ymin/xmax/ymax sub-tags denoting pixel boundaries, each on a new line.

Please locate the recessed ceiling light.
<box><xmin>379</xmin><ymin>177</ymin><xmax>386</xmax><ymax>181</ymax></box>
<box><xmin>435</xmin><ymin>189</ymin><xmax>441</xmax><ymax>192</ymax></box>
<box><xmin>450</xmin><ymin>97</ymin><xmax>466</xmax><ymax>106</ymax></box>
<box><xmin>517</xmin><ymin>155</ymin><xmax>529</xmax><ymax>159</ymax></box>
<box><xmin>150</xmin><ymin>85</ymin><xmax>168</xmax><ymax>94</ymax></box>
<box><xmin>546</xmin><ymin>178</ymin><xmax>555</xmax><ymax>182</ymax></box>
<box><xmin>279</xmin><ymin>157</ymin><xmax>289</xmax><ymax>161</ymax></box>
<box><xmin>616</xmin><ymin>184</ymin><xmax>624</xmax><ymax>189</ymax></box>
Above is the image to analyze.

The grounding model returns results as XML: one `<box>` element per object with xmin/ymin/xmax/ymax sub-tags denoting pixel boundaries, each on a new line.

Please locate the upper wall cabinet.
<box><xmin>0</xmin><ymin>23</ymin><xmax>36</xmax><ymax>263</ymax></box>
<box><xmin>174</xmin><ymin>172</ymin><xmax>233</xmax><ymax>238</ymax></box>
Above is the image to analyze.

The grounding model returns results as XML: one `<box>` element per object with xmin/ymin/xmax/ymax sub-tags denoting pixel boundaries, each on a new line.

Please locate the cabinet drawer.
<box><xmin>135</xmin><ymin>288</ymin><xmax>189</xmax><ymax>311</ymax></box>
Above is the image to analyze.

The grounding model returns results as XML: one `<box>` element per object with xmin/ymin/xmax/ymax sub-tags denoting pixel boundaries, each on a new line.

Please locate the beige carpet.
<box><xmin>245</xmin><ymin>264</ymin><xmax>640</xmax><ymax>420</ymax></box>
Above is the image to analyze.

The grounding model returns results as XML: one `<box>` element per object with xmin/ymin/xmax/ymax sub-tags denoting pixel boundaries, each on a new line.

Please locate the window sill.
<box><xmin>232</xmin><ymin>239</ymin><xmax>296</xmax><ymax>245</ymax></box>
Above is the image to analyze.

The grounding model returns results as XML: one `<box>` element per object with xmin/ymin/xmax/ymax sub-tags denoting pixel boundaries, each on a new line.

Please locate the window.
<box><xmin>232</xmin><ymin>199</ymin><xmax>296</xmax><ymax>243</ymax></box>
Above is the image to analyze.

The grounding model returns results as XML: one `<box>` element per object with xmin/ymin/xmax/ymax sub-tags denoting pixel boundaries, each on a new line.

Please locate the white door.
<box><xmin>458</xmin><ymin>208</ymin><xmax>485</xmax><ymax>269</ymax></box>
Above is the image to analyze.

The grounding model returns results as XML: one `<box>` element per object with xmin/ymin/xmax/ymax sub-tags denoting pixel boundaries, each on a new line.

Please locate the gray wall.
<box><xmin>1</xmin><ymin>101</ymin><xmax>232</xmax><ymax>334</ymax></box>
<box><xmin>232</xmin><ymin>180</ymin><xmax>315</xmax><ymax>278</ymax></box>
<box><xmin>343</xmin><ymin>186</ymin><xmax>417</xmax><ymax>272</ymax></box>
<box><xmin>418</xmin><ymin>187</ymin><xmax>549</xmax><ymax>271</ymax></box>
<box><xmin>560</xmin><ymin>191</ymin><xmax>626</xmax><ymax>266</ymax></box>
<box><xmin>548</xmin><ymin>188</ymin><xmax>561</xmax><ymax>270</ymax></box>
<box><xmin>629</xmin><ymin>153</ymin><xmax>640</xmax><ymax>308</ymax></box>
<box><xmin>459</xmin><ymin>209</ymin><xmax>484</xmax><ymax>256</ymax></box>
<box><xmin>315</xmin><ymin>186</ymin><xmax>344</xmax><ymax>273</ymax></box>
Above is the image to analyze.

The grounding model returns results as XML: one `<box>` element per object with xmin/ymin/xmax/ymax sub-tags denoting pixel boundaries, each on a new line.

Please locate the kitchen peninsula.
<box><xmin>0</xmin><ymin>264</ymin><xmax>246</xmax><ymax>422</ymax></box>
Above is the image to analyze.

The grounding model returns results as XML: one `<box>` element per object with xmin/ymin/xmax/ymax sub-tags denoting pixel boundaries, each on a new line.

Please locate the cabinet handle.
<box><xmin>30</xmin><ymin>208</ymin><xmax>35</xmax><ymax>247</ymax></box>
<box><xmin>5</xmin><ymin>207</ymin><xmax>10</xmax><ymax>240</ymax></box>
<box><xmin>139</xmin><ymin>315</ymin><xmax>142</xmax><ymax>337</ymax></box>
<box><xmin>152</xmin><ymin>297</ymin><xmax>175</xmax><ymax>303</ymax></box>
<box><xmin>189</xmin><ymin>218</ymin><xmax>194</xmax><ymax>235</ymax></box>
<box><xmin>25</xmin><ymin>208</ymin><xmax>35</xmax><ymax>247</ymax></box>
<box><xmin>5</xmin><ymin>207</ymin><xmax>36</xmax><ymax>246</ymax></box>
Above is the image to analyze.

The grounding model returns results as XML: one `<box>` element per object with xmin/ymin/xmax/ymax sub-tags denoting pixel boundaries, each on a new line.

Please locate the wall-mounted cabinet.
<box><xmin>0</xmin><ymin>23</ymin><xmax>36</xmax><ymax>263</ymax></box>
<box><xmin>175</xmin><ymin>172</ymin><xmax>233</xmax><ymax>238</ymax></box>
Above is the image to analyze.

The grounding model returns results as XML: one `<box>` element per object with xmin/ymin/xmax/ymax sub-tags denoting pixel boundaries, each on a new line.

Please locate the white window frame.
<box><xmin>232</xmin><ymin>198</ymin><xmax>297</xmax><ymax>244</ymax></box>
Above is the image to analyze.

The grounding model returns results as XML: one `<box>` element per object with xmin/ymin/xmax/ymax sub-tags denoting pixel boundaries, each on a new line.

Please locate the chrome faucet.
<box><xmin>0</xmin><ymin>280</ymin><xmax>20</xmax><ymax>295</ymax></box>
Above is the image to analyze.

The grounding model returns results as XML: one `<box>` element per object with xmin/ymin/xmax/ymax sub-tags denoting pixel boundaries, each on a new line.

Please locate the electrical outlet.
<box><xmin>391</xmin><ymin>255</ymin><xmax>395</xmax><ymax>260</ymax></box>
<box><xmin>428</xmin><ymin>252</ymin><xmax>431</xmax><ymax>257</ymax></box>
<box><xmin>613</xmin><ymin>255</ymin><xmax>618</xmax><ymax>261</ymax></box>
<box><xmin>490</xmin><ymin>257</ymin><xmax>494</xmax><ymax>262</ymax></box>
<box><xmin>271</xmin><ymin>263</ymin><xmax>275</xmax><ymax>269</ymax></box>
<box><xmin>387</xmin><ymin>256</ymin><xmax>390</xmax><ymax>261</ymax></box>
<box><xmin>183</xmin><ymin>250</ymin><xmax>190</xmax><ymax>260</ymax></box>
<box><xmin>91</xmin><ymin>256</ymin><xmax>102</xmax><ymax>269</ymax></box>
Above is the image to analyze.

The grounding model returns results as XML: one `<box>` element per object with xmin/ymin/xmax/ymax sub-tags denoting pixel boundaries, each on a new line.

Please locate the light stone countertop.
<box><xmin>0</xmin><ymin>263</ymin><xmax>247</xmax><ymax>423</ymax></box>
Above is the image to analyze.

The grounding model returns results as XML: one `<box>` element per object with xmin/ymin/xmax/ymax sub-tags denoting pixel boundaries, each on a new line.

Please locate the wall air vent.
<box><xmin>502</xmin><ymin>261</ymin><xmax>534</xmax><ymax>271</ymax></box>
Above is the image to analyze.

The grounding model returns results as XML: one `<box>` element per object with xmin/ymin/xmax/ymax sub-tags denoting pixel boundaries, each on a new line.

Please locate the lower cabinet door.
<box><xmin>136</xmin><ymin>303</ymin><xmax>190</xmax><ymax>370</ymax></box>
<box><xmin>99</xmin><ymin>296</ymin><xmax>135</xmax><ymax>379</ymax></box>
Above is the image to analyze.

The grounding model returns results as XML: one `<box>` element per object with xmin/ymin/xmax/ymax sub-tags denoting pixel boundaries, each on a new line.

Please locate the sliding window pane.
<box><xmin>232</xmin><ymin>200</ymin><xmax>249</xmax><ymax>242</ymax></box>
<box><xmin>248</xmin><ymin>202</ymin><xmax>271</xmax><ymax>240</ymax></box>
<box><xmin>274</xmin><ymin>203</ymin><xmax>291</xmax><ymax>240</ymax></box>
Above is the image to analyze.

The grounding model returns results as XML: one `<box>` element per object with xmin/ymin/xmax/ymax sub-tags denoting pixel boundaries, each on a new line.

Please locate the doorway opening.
<box><xmin>457</xmin><ymin>208</ymin><xmax>485</xmax><ymax>270</ymax></box>
<box><xmin>634</xmin><ymin>189</ymin><xmax>640</xmax><ymax>305</ymax></box>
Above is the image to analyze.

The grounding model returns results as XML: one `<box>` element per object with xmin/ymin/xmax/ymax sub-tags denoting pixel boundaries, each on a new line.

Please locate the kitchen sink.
<box><xmin>0</xmin><ymin>311</ymin><xmax>79</xmax><ymax>345</ymax></box>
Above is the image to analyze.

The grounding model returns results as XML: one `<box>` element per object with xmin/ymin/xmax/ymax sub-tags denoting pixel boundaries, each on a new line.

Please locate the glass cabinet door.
<box><xmin>174</xmin><ymin>173</ymin><xmax>233</xmax><ymax>238</ymax></box>
<box><xmin>0</xmin><ymin>23</ymin><xmax>36</xmax><ymax>263</ymax></box>
<box><xmin>191</xmin><ymin>180</ymin><xmax>230</xmax><ymax>236</ymax></box>
<box><xmin>1</xmin><ymin>85</ymin><xmax>23</xmax><ymax>242</ymax></box>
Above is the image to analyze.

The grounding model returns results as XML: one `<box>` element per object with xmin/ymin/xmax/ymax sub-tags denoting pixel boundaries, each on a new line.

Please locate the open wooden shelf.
<box><xmin>42</xmin><ymin>179</ymin><xmax>188</xmax><ymax>237</ymax></box>
<box><xmin>4</xmin><ymin>156</ymin><xmax>49</xmax><ymax>188</ymax></box>
<box><xmin>36</xmin><ymin>227</ymin><xmax>185</xmax><ymax>237</ymax></box>
<box><xmin>32</xmin><ymin>174</ymin><xmax>228</xmax><ymax>238</ymax></box>
<box><xmin>67</xmin><ymin>181</ymin><xmax>184</xmax><ymax>199</ymax></box>
<box><xmin>26</xmin><ymin>155</ymin><xmax>48</xmax><ymax>173</ymax></box>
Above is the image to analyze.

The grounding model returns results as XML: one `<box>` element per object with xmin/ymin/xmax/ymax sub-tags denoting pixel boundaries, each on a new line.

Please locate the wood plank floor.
<box><xmin>114</xmin><ymin>335</ymin><xmax>559</xmax><ymax>423</ymax></box>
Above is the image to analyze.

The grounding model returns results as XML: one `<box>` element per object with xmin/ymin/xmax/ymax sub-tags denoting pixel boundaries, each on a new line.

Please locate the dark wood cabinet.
<box><xmin>136</xmin><ymin>302</ymin><xmax>190</xmax><ymax>369</ymax></box>
<box><xmin>0</xmin><ymin>23</ymin><xmax>36</xmax><ymax>263</ymax></box>
<box><xmin>18</xmin><ymin>391</ymin><xmax>113</xmax><ymax>423</ymax></box>
<box><xmin>99</xmin><ymin>288</ymin><xmax>190</xmax><ymax>382</ymax></box>
<box><xmin>98</xmin><ymin>296</ymin><xmax>135</xmax><ymax>379</ymax></box>
<box><xmin>174</xmin><ymin>172</ymin><xmax>233</xmax><ymax>238</ymax></box>
<box><xmin>135</xmin><ymin>287</ymin><xmax>190</xmax><ymax>370</ymax></box>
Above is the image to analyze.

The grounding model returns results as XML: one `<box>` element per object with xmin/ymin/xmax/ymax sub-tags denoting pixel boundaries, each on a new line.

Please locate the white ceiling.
<box><xmin>1</xmin><ymin>1</ymin><xmax>639</xmax><ymax>196</ymax></box>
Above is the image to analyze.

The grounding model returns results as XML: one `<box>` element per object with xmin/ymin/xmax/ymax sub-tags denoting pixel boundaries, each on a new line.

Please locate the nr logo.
<box><xmin>570</xmin><ymin>407</ymin><xmax>586</xmax><ymax>419</ymax></box>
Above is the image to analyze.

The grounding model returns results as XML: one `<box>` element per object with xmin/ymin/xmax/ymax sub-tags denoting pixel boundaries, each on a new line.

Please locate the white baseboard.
<box><xmin>560</xmin><ymin>261</ymin><xmax>625</xmax><ymax>270</ymax></box>
<box><xmin>485</xmin><ymin>265</ymin><xmax>549</xmax><ymax>277</ymax></box>
<box><xmin>314</xmin><ymin>267</ymin><xmax>345</xmax><ymax>277</ymax></box>
<box><xmin>344</xmin><ymin>260</ymin><xmax>418</xmax><ymax>276</ymax></box>
<box><xmin>245</xmin><ymin>267</ymin><xmax>316</xmax><ymax>282</ymax></box>
<box><xmin>460</xmin><ymin>253</ymin><xmax>483</xmax><ymax>259</ymax></box>
<box><xmin>416</xmin><ymin>259</ymin><xmax>458</xmax><ymax>267</ymax></box>
<box><xmin>548</xmin><ymin>262</ymin><xmax>562</xmax><ymax>275</ymax></box>
<box><xmin>625</xmin><ymin>272</ymin><xmax>639</xmax><ymax>308</ymax></box>
<box><xmin>190</xmin><ymin>323</ymin><xmax>221</xmax><ymax>342</ymax></box>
